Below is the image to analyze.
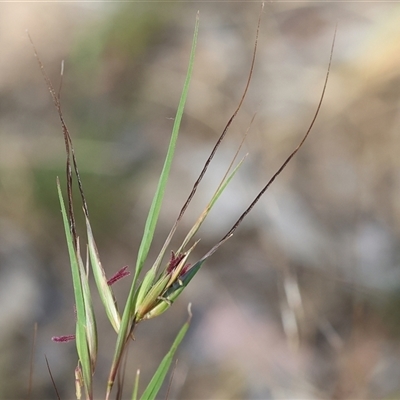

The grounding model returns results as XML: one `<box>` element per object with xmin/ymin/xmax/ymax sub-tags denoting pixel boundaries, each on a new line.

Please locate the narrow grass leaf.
<box><xmin>140</xmin><ymin>306</ymin><xmax>192</xmax><ymax>400</ymax></box>
<box><xmin>57</xmin><ymin>179</ymin><xmax>92</xmax><ymax>397</ymax></box>
<box><xmin>134</xmin><ymin>12</ymin><xmax>200</xmax><ymax>280</ymax></box>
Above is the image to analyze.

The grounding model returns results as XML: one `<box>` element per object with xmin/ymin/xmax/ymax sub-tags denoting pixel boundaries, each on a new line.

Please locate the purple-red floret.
<box><xmin>52</xmin><ymin>334</ymin><xmax>76</xmax><ymax>343</ymax></box>
<box><xmin>107</xmin><ymin>265</ymin><xmax>130</xmax><ymax>286</ymax></box>
<box><xmin>180</xmin><ymin>263</ymin><xmax>191</xmax><ymax>276</ymax></box>
<box><xmin>167</xmin><ymin>251</ymin><xmax>191</xmax><ymax>276</ymax></box>
<box><xmin>167</xmin><ymin>252</ymin><xmax>185</xmax><ymax>274</ymax></box>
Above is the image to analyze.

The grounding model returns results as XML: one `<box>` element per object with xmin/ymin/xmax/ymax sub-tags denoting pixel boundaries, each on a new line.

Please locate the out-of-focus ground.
<box><xmin>1</xmin><ymin>2</ymin><xmax>400</xmax><ymax>399</ymax></box>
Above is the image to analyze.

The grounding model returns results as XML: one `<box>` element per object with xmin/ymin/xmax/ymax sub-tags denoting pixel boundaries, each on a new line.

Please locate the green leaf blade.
<box><xmin>134</xmin><ymin>12</ymin><xmax>200</xmax><ymax>279</ymax></box>
<box><xmin>86</xmin><ymin>217</ymin><xmax>121</xmax><ymax>333</ymax></box>
<box><xmin>140</xmin><ymin>307</ymin><xmax>192</xmax><ymax>400</ymax></box>
<box><xmin>57</xmin><ymin>179</ymin><xmax>92</xmax><ymax>396</ymax></box>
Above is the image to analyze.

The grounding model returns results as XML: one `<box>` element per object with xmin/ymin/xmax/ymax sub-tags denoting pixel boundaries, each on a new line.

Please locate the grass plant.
<box><xmin>29</xmin><ymin>5</ymin><xmax>334</xmax><ymax>400</ymax></box>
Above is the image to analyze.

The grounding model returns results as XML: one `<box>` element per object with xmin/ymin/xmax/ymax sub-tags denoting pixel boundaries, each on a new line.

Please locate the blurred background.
<box><xmin>1</xmin><ymin>2</ymin><xmax>400</xmax><ymax>399</ymax></box>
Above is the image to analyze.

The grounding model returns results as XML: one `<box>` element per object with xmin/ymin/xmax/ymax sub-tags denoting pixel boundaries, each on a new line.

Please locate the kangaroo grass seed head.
<box><xmin>135</xmin><ymin>246</ymin><xmax>195</xmax><ymax>321</ymax></box>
